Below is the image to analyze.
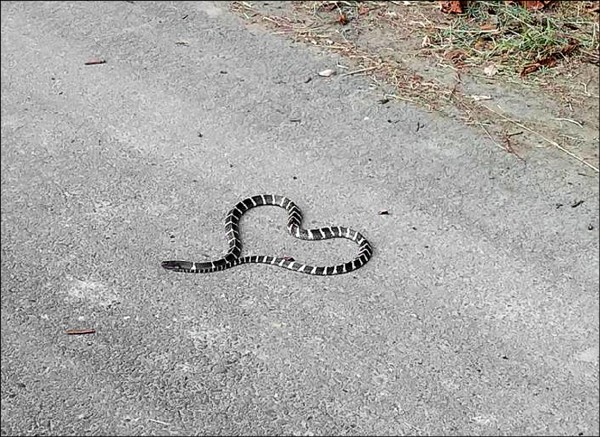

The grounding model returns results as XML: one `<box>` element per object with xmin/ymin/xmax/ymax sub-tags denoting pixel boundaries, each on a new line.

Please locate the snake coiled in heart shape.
<box><xmin>161</xmin><ymin>194</ymin><xmax>372</xmax><ymax>275</ymax></box>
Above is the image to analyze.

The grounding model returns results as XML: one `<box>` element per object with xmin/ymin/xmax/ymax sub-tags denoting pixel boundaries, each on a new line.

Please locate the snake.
<box><xmin>161</xmin><ymin>194</ymin><xmax>372</xmax><ymax>276</ymax></box>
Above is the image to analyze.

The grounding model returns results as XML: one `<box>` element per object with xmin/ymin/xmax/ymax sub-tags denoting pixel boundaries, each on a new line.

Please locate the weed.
<box><xmin>428</xmin><ymin>0</ymin><xmax>599</xmax><ymax>72</ymax></box>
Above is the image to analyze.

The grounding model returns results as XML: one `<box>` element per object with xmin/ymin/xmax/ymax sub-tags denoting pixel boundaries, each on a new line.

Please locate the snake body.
<box><xmin>161</xmin><ymin>194</ymin><xmax>372</xmax><ymax>275</ymax></box>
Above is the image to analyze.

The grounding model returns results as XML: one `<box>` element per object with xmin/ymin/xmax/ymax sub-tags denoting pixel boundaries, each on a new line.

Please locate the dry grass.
<box><xmin>230</xmin><ymin>1</ymin><xmax>599</xmax><ymax>172</ymax></box>
<box><xmin>231</xmin><ymin>1</ymin><xmax>454</xmax><ymax>108</ymax></box>
<box><xmin>427</xmin><ymin>1</ymin><xmax>599</xmax><ymax>75</ymax></box>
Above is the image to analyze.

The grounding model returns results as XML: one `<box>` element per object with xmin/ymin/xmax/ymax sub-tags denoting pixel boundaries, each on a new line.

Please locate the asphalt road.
<box><xmin>1</xmin><ymin>2</ymin><xmax>598</xmax><ymax>436</ymax></box>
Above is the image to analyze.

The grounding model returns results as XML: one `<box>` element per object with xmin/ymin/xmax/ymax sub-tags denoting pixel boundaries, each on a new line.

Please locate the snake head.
<box><xmin>161</xmin><ymin>260</ymin><xmax>188</xmax><ymax>271</ymax></box>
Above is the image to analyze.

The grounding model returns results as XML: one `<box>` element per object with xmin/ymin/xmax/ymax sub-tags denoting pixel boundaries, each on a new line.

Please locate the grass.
<box><xmin>427</xmin><ymin>1</ymin><xmax>599</xmax><ymax>75</ymax></box>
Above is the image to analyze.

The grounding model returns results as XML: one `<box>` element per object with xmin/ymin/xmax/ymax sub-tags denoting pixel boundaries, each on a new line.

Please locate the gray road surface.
<box><xmin>1</xmin><ymin>2</ymin><xmax>598</xmax><ymax>436</ymax></box>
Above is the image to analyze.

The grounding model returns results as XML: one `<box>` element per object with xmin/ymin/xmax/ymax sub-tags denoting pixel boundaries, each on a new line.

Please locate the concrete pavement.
<box><xmin>1</xmin><ymin>2</ymin><xmax>598</xmax><ymax>435</ymax></box>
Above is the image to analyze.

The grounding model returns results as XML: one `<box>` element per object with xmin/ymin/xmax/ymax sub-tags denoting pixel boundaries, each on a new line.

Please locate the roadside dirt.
<box><xmin>230</xmin><ymin>1</ymin><xmax>599</xmax><ymax>174</ymax></box>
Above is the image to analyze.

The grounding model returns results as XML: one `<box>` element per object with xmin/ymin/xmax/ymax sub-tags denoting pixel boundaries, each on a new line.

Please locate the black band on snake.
<box><xmin>161</xmin><ymin>194</ymin><xmax>372</xmax><ymax>276</ymax></box>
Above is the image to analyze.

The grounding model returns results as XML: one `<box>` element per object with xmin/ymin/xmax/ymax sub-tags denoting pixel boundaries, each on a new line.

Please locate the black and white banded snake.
<box><xmin>161</xmin><ymin>194</ymin><xmax>372</xmax><ymax>276</ymax></box>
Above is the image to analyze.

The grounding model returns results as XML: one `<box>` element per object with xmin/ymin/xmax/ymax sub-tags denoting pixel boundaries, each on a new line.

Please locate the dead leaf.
<box><xmin>520</xmin><ymin>42</ymin><xmax>576</xmax><ymax>77</ymax></box>
<box><xmin>483</xmin><ymin>64</ymin><xmax>498</xmax><ymax>76</ymax></box>
<box><xmin>318</xmin><ymin>69</ymin><xmax>336</xmax><ymax>77</ymax></box>
<box><xmin>521</xmin><ymin>38</ymin><xmax>580</xmax><ymax>76</ymax></box>
<box><xmin>521</xmin><ymin>63</ymin><xmax>541</xmax><ymax>76</ymax></box>
<box><xmin>560</xmin><ymin>41</ymin><xmax>580</xmax><ymax>57</ymax></box>
<box><xmin>539</xmin><ymin>57</ymin><xmax>558</xmax><ymax>68</ymax></box>
<box><xmin>440</xmin><ymin>0</ymin><xmax>466</xmax><ymax>14</ymax></box>
<box><xmin>444</xmin><ymin>49</ymin><xmax>467</xmax><ymax>62</ymax></box>
<box><xmin>514</xmin><ymin>0</ymin><xmax>554</xmax><ymax>10</ymax></box>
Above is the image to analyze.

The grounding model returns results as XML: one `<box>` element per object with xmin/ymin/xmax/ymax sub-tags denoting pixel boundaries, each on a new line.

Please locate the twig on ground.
<box><xmin>342</xmin><ymin>66</ymin><xmax>380</xmax><ymax>76</ymax></box>
<box><xmin>147</xmin><ymin>418</ymin><xmax>170</xmax><ymax>426</ymax></box>
<box><xmin>66</xmin><ymin>329</ymin><xmax>96</xmax><ymax>335</ymax></box>
<box><xmin>553</xmin><ymin>117</ymin><xmax>584</xmax><ymax>128</ymax></box>
<box><xmin>480</xmin><ymin>104</ymin><xmax>599</xmax><ymax>172</ymax></box>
